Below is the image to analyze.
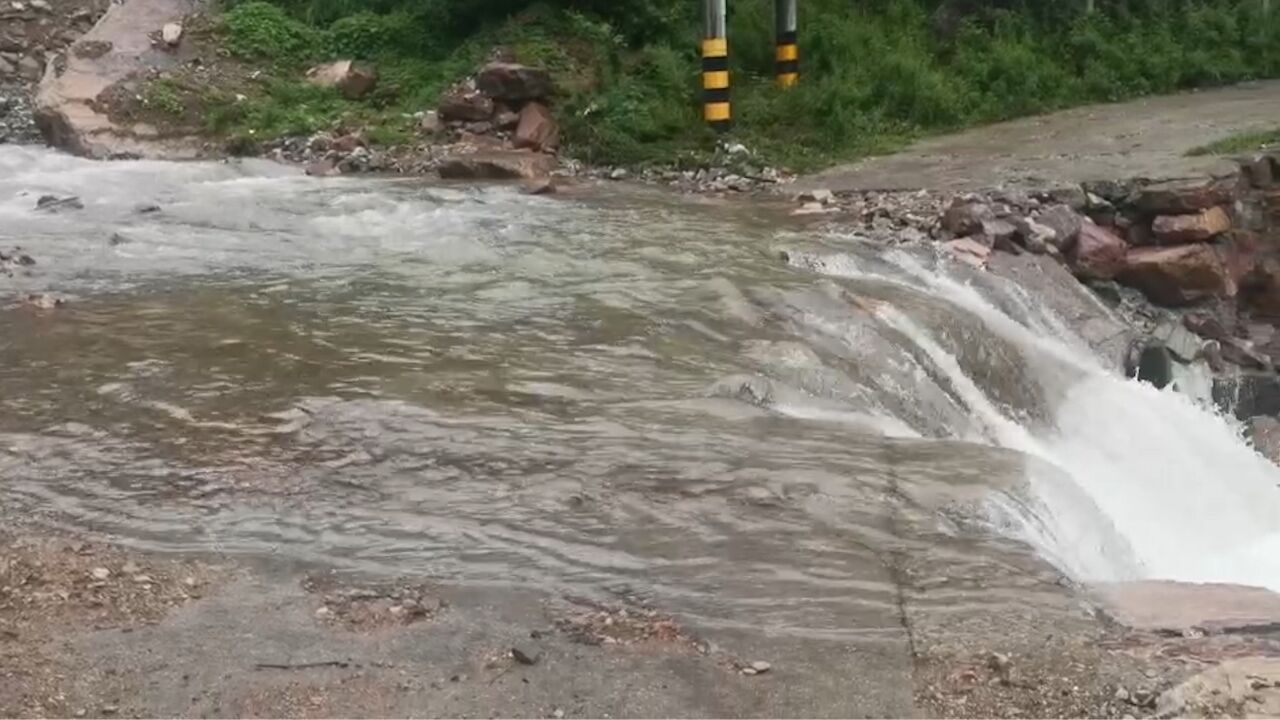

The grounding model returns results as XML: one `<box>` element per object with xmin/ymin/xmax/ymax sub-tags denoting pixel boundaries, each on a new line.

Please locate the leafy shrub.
<box><xmin>224</xmin><ymin>1</ymin><xmax>321</xmax><ymax>63</ymax></box>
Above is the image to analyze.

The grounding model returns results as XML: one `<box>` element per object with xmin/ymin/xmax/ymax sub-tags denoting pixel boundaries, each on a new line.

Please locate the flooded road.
<box><xmin>2</xmin><ymin>144</ymin><xmax>1278</xmax><ymax>649</ymax></box>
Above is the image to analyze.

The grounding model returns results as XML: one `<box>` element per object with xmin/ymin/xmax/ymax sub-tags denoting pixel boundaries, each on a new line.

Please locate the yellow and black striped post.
<box><xmin>702</xmin><ymin>0</ymin><xmax>730</xmax><ymax>132</ymax></box>
<box><xmin>775</xmin><ymin>0</ymin><xmax>798</xmax><ymax>88</ymax></box>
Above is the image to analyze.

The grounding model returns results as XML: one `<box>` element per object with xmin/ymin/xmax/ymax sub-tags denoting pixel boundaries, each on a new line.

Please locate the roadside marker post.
<box><xmin>702</xmin><ymin>0</ymin><xmax>731</xmax><ymax>132</ymax></box>
<box><xmin>776</xmin><ymin>0</ymin><xmax>798</xmax><ymax>88</ymax></box>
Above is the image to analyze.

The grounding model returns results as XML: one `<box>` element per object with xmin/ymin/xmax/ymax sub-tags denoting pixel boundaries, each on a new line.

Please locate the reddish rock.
<box><xmin>1220</xmin><ymin>229</ymin><xmax>1262</xmax><ymax>293</ymax></box>
<box><xmin>306</xmin><ymin>60</ymin><xmax>378</xmax><ymax>100</ymax></box>
<box><xmin>1151</xmin><ymin>206</ymin><xmax>1231</xmax><ymax>244</ymax></box>
<box><xmin>1119</xmin><ymin>244</ymin><xmax>1228</xmax><ymax>306</ymax></box>
<box><xmin>1137</xmin><ymin>178</ymin><xmax>1237</xmax><ymax>214</ymax></box>
<box><xmin>437</xmin><ymin>150</ymin><xmax>556</xmax><ymax>181</ymax></box>
<box><xmin>513</xmin><ymin>102</ymin><xmax>558</xmax><ymax>152</ymax></box>
<box><xmin>476</xmin><ymin>63</ymin><xmax>553</xmax><ymax>103</ymax></box>
<box><xmin>330</xmin><ymin>133</ymin><xmax>364</xmax><ymax>153</ymax></box>
<box><xmin>943</xmin><ymin>238</ymin><xmax>991</xmax><ymax>268</ymax></box>
<box><xmin>438</xmin><ymin>91</ymin><xmax>494</xmax><ymax>122</ymax></box>
<box><xmin>1068</xmin><ymin>223</ymin><xmax>1127</xmax><ymax>280</ymax></box>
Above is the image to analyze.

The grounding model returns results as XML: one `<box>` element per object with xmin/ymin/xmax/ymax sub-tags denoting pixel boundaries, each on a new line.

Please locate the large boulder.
<box><xmin>34</xmin><ymin>0</ymin><xmax>201</xmax><ymax>159</ymax></box>
<box><xmin>438</xmin><ymin>91</ymin><xmax>493</xmax><ymax>122</ymax></box>
<box><xmin>306</xmin><ymin>60</ymin><xmax>378</xmax><ymax>100</ymax></box>
<box><xmin>940</xmin><ymin>198</ymin><xmax>993</xmax><ymax>236</ymax></box>
<box><xmin>1034</xmin><ymin>204</ymin><xmax>1083</xmax><ymax>251</ymax></box>
<box><xmin>1151</xmin><ymin>206</ymin><xmax>1231</xmax><ymax>244</ymax></box>
<box><xmin>1119</xmin><ymin>244</ymin><xmax>1229</xmax><ymax>306</ymax></box>
<box><xmin>1067</xmin><ymin>223</ymin><xmax>1127</xmax><ymax>280</ymax></box>
<box><xmin>437</xmin><ymin>150</ymin><xmax>555</xmax><ymax>181</ymax></box>
<box><xmin>476</xmin><ymin>62</ymin><xmax>553</xmax><ymax>103</ymax></box>
<box><xmin>513</xmin><ymin>101</ymin><xmax>558</xmax><ymax>152</ymax></box>
<box><xmin>1136</xmin><ymin>177</ymin><xmax>1237</xmax><ymax>214</ymax></box>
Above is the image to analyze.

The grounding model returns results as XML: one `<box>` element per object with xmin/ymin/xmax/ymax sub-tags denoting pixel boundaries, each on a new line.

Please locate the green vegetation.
<box><xmin>214</xmin><ymin>0</ymin><xmax>1280</xmax><ymax>169</ymax></box>
<box><xmin>1188</xmin><ymin>127</ymin><xmax>1280</xmax><ymax>156</ymax></box>
<box><xmin>141</xmin><ymin>79</ymin><xmax>187</xmax><ymax>116</ymax></box>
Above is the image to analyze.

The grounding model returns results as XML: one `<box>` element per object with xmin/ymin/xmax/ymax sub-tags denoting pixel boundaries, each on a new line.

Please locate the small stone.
<box><xmin>314</xmin><ymin>606</ymin><xmax>332</xmax><ymax>618</ymax></box>
<box><xmin>134</xmin><ymin>204</ymin><xmax>161</xmax><ymax>214</ymax></box>
<box><xmin>511</xmin><ymin>646</ymin><xmax>540</xmax><ymax>665</ymax></box>
<box><xmin>101</xmin><ymin>706</ymin><xmax>118</xmax><ymax>715</ymax></box>
<box><xmin>740</xmin><ymin>667</ymin><xmax>757</xmax><ymax>676</ymax></box>
<box><xmin>494</xmin><ymin>110</ymin><xmax>519</xmax><ymax>130</ymax></box>
<box><xmin>791</xmin><ymin>201</ymin><xmax>833</xmax><ymax>216</ymax></box>
<box><xmin>797</xmin><ymin>188</ymin><xmax>835</xmax><ymax>206</ymax></box>
<box><xmin>418</xmin><ymin>110</ymin><xmax>441</xmax><ymax>134</ymax></box>
<box><xmin>17</xmin><ymin>290</ymin><xmax>57</xmax><ymax>310</ymax></box>
<box><xmin>1114</xmin><ymin>686</ymin><xmax>1131</xmax><ymax>703</ymax></box>
<box><xmin>552</xmin><ymin>709</ymin><xmax>565</xmax><ymax>719</ymax></box>
<box><xmin>609</xmin><ymin>168</ymin><xmax>628</xmax><ymax>181</ymax></box>
<box><xmin>521</xmin><ymin>176</ymin><xmax>556</xmax><ymax>196</ymax></box>
<box><xmin>90</xmin><ymin>567</ymin><xmax>110</xmax><ymax>581</ymax></box>
<box><xmin>986</xmin><ymin>652</ymin><xmax>1012</xmax><ymax>674</ymax></box>
<box><xmin>750</xmin><ymin>661</ymin><xmax>772</xmax><ymax>674</ymax></box>
<box><xmin>161</xmin><ymin>22</ymin><xmax>183</xmax><ymax>47</ymax></box>
<box><xmin>16</xmin><ymin>54</ymin><xmax>42</xmax><ymax>81</ymax></box>
<box><xmin>132</xmin><ymin>575</ymin><xmax>153</xmax><ymax>584</ymax></box>
<box><xmin>183</xmin><ymin>576</ymin><xmax>198</xmax><ymax>588</ymax></box>
<box><xmin>121</xmin><ymin>561</ymin><xmax>140</xmax><ymax>575</ymax></box>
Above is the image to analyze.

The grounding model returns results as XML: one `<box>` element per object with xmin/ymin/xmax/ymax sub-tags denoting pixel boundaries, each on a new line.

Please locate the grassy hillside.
<box><xmin>208</xmin><ymin>0</ymin><xmax>1280</xmax><ymax>170</ymax></box>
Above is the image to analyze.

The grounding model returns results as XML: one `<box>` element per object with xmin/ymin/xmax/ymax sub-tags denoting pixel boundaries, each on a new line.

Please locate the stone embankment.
<box><xmin>795</xmin><ymin>154</ymin><xmax>1280</xmax><ymax>459</ymax></box>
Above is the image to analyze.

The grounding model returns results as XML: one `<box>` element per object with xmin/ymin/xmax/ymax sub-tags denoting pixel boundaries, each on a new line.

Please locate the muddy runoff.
<box><xmin>1</xmin><ymin>145</ymin><xmax>1275</xmax><ymax>717</ymax></box>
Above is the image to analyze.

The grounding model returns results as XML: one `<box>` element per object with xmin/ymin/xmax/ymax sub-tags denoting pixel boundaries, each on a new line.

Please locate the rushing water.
<box><xmin>2</xmin><ymin>146</ymin><xmax>1279</xmax><ymax>635</ymax></box>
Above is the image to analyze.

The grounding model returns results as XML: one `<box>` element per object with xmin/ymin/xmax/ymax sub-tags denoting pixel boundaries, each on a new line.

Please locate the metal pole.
<box><xmin>775</xmin><ymin>0</ymin><xmax>798</xmax><ymax>88</ymax></box>
<box><xmin>702</xmin><ymin>0</ymin><xmax>730</xmax><ymax>132</ymax></box>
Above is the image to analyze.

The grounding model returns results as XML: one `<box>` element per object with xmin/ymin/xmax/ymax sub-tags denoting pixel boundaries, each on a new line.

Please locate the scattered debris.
<box><xmin>302</xmin><ymin>572</ymin><xmax>443</xmax><ymax>631</ymax></box>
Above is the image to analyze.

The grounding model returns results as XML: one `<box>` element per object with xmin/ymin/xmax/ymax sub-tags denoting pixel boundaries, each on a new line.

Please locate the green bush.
<box><xmin>224</xmin><ymin>1</ymin><xmax>322</xmax><ymax>63</ymax></box>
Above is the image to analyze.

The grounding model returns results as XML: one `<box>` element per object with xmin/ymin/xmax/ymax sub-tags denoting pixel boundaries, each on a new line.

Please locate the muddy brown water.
<box><xmin>3</xmin><ymin>145</ymin><xmax>1261</xmax><ymax>651</ymax></box>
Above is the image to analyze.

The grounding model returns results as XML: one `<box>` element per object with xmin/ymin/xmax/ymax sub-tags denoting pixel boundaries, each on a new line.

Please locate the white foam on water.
<box><xmin>819</xmin><ymin>248</ymin><xmax>1280</xmax><ymax>591</ymax></box>
<box><xmin>1046</xmin><ymin>374</ymin><xmax>1280</xmax><ymax>590</ymax></box>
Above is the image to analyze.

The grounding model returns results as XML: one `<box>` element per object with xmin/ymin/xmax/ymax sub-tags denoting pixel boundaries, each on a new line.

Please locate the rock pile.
<box><xmin>433</xmin><ymin>62</ymin><xmax>559</xmax><ymax>180</ymax></box>
<box><xmin>268</xmin><ymin>61</ymin><xmax>563</xmax><ymax>183</ymax></box>
<box><xmin>0</xmin><ymin>0</ymin><xmax>108</xmax><ymax>145</ymax></box>
<box><xmin>796</xmin><ymin>165</ymin><xmax>1280</xmax><ymax>400</ymax></box>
